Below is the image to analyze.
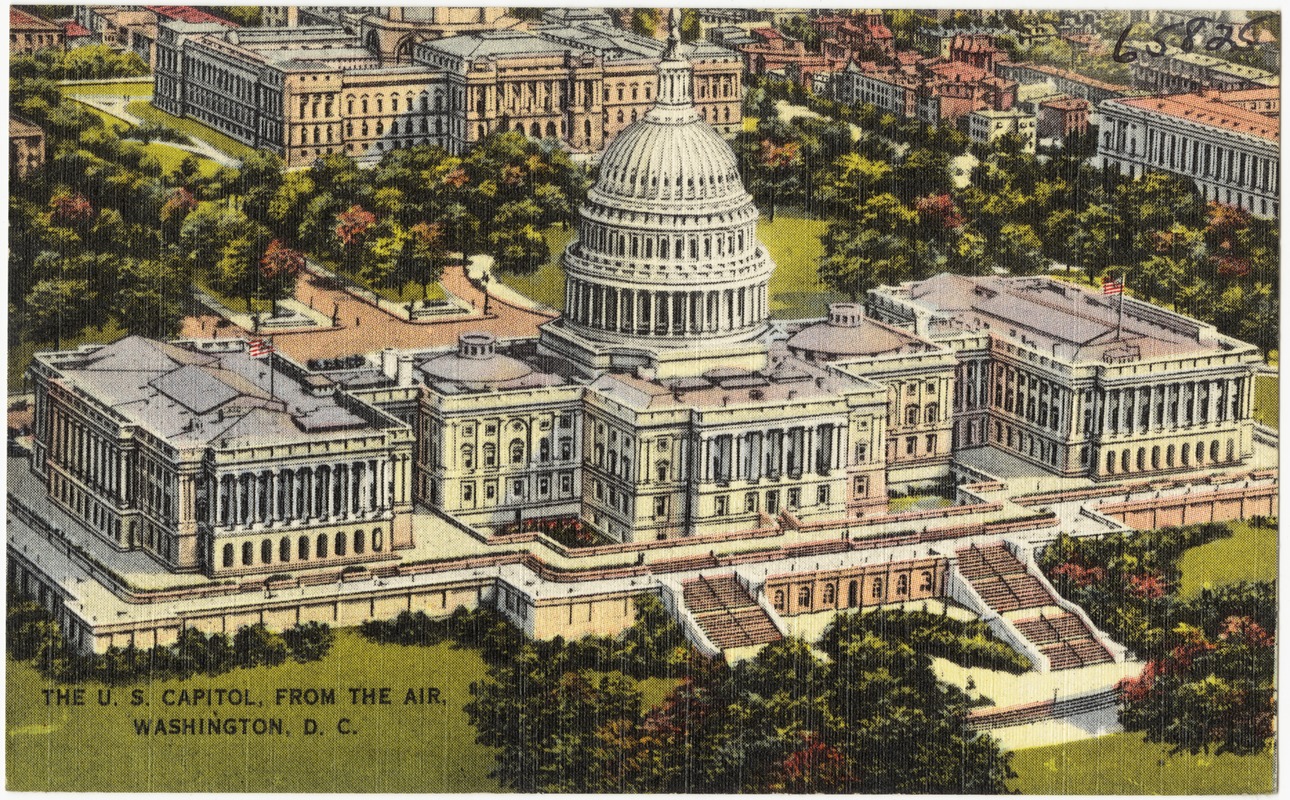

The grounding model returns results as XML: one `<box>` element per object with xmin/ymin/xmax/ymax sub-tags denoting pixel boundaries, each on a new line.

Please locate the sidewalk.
<box><xmin>464</xmin><ymin>254</ymin><xmax>561</xmax><ymax>318</ymax></box>
<box><xmin>303</xmin><ymin>257</ymin><xmax>478</xmax><ymax>323</ymax></box>
<box><xmin>69</xmin><ymin>93</ymin><xmax>241</xmax><ymax>167</ymax></box>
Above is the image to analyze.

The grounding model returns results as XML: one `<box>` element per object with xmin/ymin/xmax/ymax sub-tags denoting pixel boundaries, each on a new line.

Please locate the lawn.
<box><xmin>1176</xmin><ymin>518</ymin><xmax>1277</xmax><ymax>598</ymax></box>
<box><xmin>6</xmin><ymin>631</ymin><xmax>502</xmax><ymax>792</ymax></box>
<box><xmin>1253</xmin><ymin>372</ymin><xmax>1277</xmax><ymax>429</ymax></box>
<box><xmin>498</xmin><ymin>217</ymin><xmax>836</xmax><ymax>320</ymax></box>
<box><xmin>127</xmin><ymin>101</ymin><xmax>260</xmax><ymax>162</ymax></box>
<box><xmin>496</xmin><ymin>226</ymin><xmax>573</xmax><ymax>310</ymax></box>
<box><xmin>59</xmin><ymin>80</ymin><xmax>153</xmax><ymax>98</ymax></box>
<box><xmin>759</xmin><ymin>214</ymin><xmax>840</xmax><ymax>319</ymax></box>
<box><xmin>1008</xmin><ymin>732</ymin><xmax>1275</xmax><ymax>794</ymax></box>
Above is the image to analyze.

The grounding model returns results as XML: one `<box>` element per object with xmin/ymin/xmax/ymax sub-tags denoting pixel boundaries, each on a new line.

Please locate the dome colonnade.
<box><xmin>558</xmin><ymin>14</ymin><xmax>775</xmax><ymax>351</ymax></box>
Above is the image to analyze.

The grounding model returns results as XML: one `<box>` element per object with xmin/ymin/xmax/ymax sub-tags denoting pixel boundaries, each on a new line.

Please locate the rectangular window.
<box><xmin>765</xmin><ymin>491</ymin><xmax>779</xmax><ymax>514</ymax></box>
<box><xmin>744</xmin><ymin>492</ymin><xmax>758</xmax><ymax>513</ymax></box>
<box><xmin>538</xmin><ymin>477</ymin><xmax>550</xmax><ymax>496</ymax></box>
<box><xmin>462</xmin><ymin>483</ymin><xmax>474</xmax><ymax>502</ymax></box>
<box><xmin>560</xmin><ymin>473</ymin><xmax>572</xmax><ymax>494</ymax></box>
<box><xmin>653</xmin><ymin>496</ymin><xmax>667</xmax><ymax>518</ymax></box>
<box><xmin>853</xmin><ymin>476</ymin><xmax>868</xmax><ymax>496</ymax></box>
<box><xmin>714</xmin><ymin>495</ymin><xmax>728</xmax><ymax>516</ymax></box>
<box><xmin>484</xmin><ymin>481</ymin><xmax>496</xmax><ymax>500</ymax></box>
<box><xmin>816</xmin><ymin>485</ymin><xmax>830</xmax><ymax>505</ymax></box>
<box><xmin>925</xmin><ymin>434</ymin><xmax>936</xmax><ymax>453</ymax></box>
<box><xmin>787</xmin><ymin>487</ymin><xmax>800</xmax><ymax>508</ymax></box>
<box><xmin>905</xmin><ymin>436</ymin><xmax>917</xmax><ymax>455</ymax></box>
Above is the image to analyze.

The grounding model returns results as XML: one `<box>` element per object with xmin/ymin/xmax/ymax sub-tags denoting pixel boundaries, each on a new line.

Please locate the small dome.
<box><xmin>418</xmin><ymin>333</ymin><xmax>533</xmax><ymax>387</ymax></box>
<box><xmin>787</xmin><ymin>305</ymin><xmax>918</xmax><ymax>359</ymax></box>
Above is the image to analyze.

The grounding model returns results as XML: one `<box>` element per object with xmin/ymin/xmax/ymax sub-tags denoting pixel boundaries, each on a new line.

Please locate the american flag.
<box><xmin>248</xmin><ymin>338</ymin><xmax>275</xmax><ymax>358</ymax></box>
<box><xmin>1102</xmin><ymin>277</ymin><xmax>1124</xmax><ymax>296</ymax></box>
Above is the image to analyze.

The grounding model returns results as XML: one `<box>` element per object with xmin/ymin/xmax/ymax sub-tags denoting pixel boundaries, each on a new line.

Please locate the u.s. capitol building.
<box><xmin>15</xmin><ymin>25</ymin><xmax>1268</xmax><ymax>659</ymax></box>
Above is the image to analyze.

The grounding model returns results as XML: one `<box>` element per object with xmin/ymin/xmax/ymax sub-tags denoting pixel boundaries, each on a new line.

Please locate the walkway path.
<box><xmin>70</xmin><ymin>93</ymin><xmax>241</xmax><ymax>167</ymax></box>
<box><xmin>180</xmin><ymin>264</ymin><xmax>555</xmax><ymax>363</ymax></box>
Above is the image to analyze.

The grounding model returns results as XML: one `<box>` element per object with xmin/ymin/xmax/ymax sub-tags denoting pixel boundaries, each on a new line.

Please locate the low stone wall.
<box><xmin>1096</xmin><ymin>483</ymin><xmax>1278</xmax><ymax>529</ymax></box>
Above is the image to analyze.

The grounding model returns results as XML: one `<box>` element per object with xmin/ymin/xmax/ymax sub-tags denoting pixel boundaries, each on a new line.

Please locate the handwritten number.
<box><xmin>1112</xmin><ymin>26</ymin><xmax>1138</xmax><ymax>63</ymax></box>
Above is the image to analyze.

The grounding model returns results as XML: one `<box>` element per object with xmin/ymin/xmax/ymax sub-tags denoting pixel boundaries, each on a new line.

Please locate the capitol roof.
<box><xmin>43</xmin><ymin>336</ymin><xmax>384</xmax><ymax>449</ymax></box>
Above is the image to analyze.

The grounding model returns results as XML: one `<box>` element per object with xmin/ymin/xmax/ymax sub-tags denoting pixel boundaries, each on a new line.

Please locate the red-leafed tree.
<box><xmin>259</xmin><ymin>239</ymin><xmax>306</xmax><ymax>308</ymax></box>
<box><xmin>49</xmin><ymin>191</ymin><xmax>94</xmax><ymax>226</ymax></box>
<box><xmin>772</xmin><ymin>734</ymin><xmax>852</xmax><ymax>793</ymax></box>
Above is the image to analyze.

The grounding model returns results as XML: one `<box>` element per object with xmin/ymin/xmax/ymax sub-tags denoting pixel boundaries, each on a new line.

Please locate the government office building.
<box><xmin>152</xmin><ymin>14</ymin><xmax>742</xmax><ymax>167</ymax></box>
<box><xmin>1097</xmin><ymin>89</ymin><xmax>1280</xmax><ymax>216</ymax></box>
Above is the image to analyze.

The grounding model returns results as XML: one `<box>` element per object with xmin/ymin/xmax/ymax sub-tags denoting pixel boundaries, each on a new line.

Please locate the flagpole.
<box><xmin>1116</xmin><ymin>273</ymin><xmax>1125</xmax><ymax>341</ymax></box>
<box><xmin>268</xmin><ymin>335</ymin><xmax>276</xmax><ymax>402</ymax></box>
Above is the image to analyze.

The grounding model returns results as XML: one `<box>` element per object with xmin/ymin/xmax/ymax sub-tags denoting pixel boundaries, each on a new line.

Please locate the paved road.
<box><xmin>180</xmin><ymin>265</ymin><xmax>556</xmax><ymax>362</ymax></box>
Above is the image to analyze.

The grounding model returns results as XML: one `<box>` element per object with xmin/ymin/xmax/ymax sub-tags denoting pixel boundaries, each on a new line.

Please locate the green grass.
<box><xmin>498</xmin><ymin>217</ymin><xmax>836</xmax><ymax>320</ymax></box>
<box><xmin>496</xmin><ymin>226</ymin><xmax>573</xmax><ymax>310</ymax></box>
<box><xmin>127</xmin><ymin>101</ymin><xmax>259</xmax><ymax>162</ymax></box>
<box><xmin>141</xmin><ymin>142</ymin><xmax>221</xmax><ymax>177</ymax></box>
<box><xmin>759</xmin><ymin>214</ymin><xmax>838</xmax><ymax>319</ymax></box>
<box><xmin>376</xmin><ymin>280</ymin><xmax>447</xmax><ymax>305</ymax></box>
<box><xmin>1008</xmin><ymin>732</ymin><xmax>1275</xmax><ymax>794</ymax></box>
<box><xmin>1254</xmin><ymin>373</ymin><xmax>1277</xmax><ymax>429</ymax></box>
<box><xmin>1176</xmin><ymin>519</ymin><xmax>1277</xmax><ymax>598</ymax></box>
<box><xmin>59</xmin><ymin>81</ymin><xmax>153</xmax><ymax>98</ymax></box>
<box><xmin>888</xmin><ymin>494</ymin><xmax>955</xmax><ymax>513</ymax></box>
<box><xmin>6</xmin><ymin>631</ymin><xmax>502</xmax><ymax>792</ymax></box>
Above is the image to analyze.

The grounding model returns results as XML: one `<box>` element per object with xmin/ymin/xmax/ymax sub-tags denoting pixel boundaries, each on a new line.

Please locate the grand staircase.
<box><xmin>955</xmin><ymin>542</ymin><xmax>1114</xmax><ymax>670</ymax></box>
<box><xmin>681</xmin><ymin>573</ymin><xmax>783</xmax><ymax>651</ymax></box>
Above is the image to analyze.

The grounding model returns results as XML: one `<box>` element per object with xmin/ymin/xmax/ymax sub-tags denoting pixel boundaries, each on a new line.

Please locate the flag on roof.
<box><xmin>1102</xmin><ymin>277</ymin><xmax>1124</xmax><ymax>296</ymax></box>
<box><xmin>248</xmin><ymin>338</ymin><xmax>275</xmax><ymax>358</ymax></box>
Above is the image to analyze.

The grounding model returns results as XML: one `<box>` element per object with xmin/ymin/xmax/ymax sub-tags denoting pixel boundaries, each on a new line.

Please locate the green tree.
<box><xmin>114</xmin><ymin>257</ymin><xmax>190</xmax><ymax>338</ymax></box>
<box><xmin>487</xmin><ymin>199</ymin><xmax>547</xmax><ymax>274</ymax></box>
<box><xmin>24</xmin><ymin>278</ymin><xmax>94</xmax><ymax>349</ymax></box>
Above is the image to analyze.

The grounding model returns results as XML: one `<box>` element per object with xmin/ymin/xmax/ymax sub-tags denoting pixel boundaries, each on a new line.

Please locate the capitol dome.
<box><xmin>552</xmin><ymin>16</ymin><xmax>776</xmax><ymax>355</ymax></box>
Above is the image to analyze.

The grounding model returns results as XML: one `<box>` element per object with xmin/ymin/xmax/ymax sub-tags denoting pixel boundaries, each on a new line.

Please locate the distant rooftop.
<box><xmin>11</xmin><ymin>7</ymin><xmax>60</xmax><ymax>31</ymax></box>
<box><xmin>1108</xmin><ymin>91</ymin><xmax>1279</xmax><ymax>142</ymax></box>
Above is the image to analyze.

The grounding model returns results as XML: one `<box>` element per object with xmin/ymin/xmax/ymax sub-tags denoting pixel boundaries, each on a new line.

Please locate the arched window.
<box><xmin>354</xmin><ymin>530</ymin><xmax>365</xmax><ymax>554</ymax></box>
<box><xmin>335</xmin><ymin>532</ymin><xmax>347</xmax><ymax>556</ymax></box>
<box><xmin>317</xmin><ymin>533</ymin><xmax>328</xmax><ymax>559</ymax></box>
<box><xmin>871</xmin><ymin>579</ymin><xmax>884</xmax><ymax>599</ymax></box>
<box><xmin>1195</xmin><ymin>442</ymin><xmax>1205</xmax><ymax>464</ymax></box>
<box><xmin>822</xmin><ymin>583</ymin><xmax>836</xmax><ymax>605</ymax></box>
<box><xmin>896</xmin><ymin>574</ymin><xmax>909</xmax><ymax>595</ymax></box>
<box><xmin>925</xmin><ymin>403</ymin><xmax>939</xmax><ymax>423</ymax></box>
<box><xmin>242</xmin><ymin>542</ymin><xmax>253</xmax><ymax>566</ymax></box>
<box><xmin>797</xmin><ymin>585</ymin><xmax>812</xmax><ymax>608</ymax></box>
<box><xmin>1210</xmin><ymin>440</ymin><xmax>1220</xmax><ymax>463</ymax></box>
<box><xmin>656</xmin><ymin>461</ymin><xmax>669</xmax><ymax>482</ymax></box>
<box><xmin>539</xmin><ymin>439</ymin><xmax>551</xmax><ymax>462</ymax></box>
<box><xmin>847</xmin><ymin>580</ymin><xmax>858</xmax><ymax>607</ymax></box>
<box><xmin>461</xmin><ymin>445</ymin><xmax>474</xmax><ymax>470</ymax></box>
<box><xmin>222</xmin><ymin>543</ymin><xmax>233</xmax><ymax>567</ymax></box>
<box><xmin>905</xmin><ymin>405</ymin><xmax>919</xmax><ymax>425</ymax></box>
<box><xmin>298</xmin><ymin>536</ymin><xmax>310</xmax><ymax>560</ymax></box>
<box><xmin>483</xmin><ymin>443</ymin><xmax>496</xmax><ymax>467</ymax></box>
<box><xmin>373</xmin><ymin>529</ymin><xmax>383</xmax><ymax>551</ymax></box>
<box><xmin>919</xmin><ymin>571</ymin><xmax>933</xmax><ymax>592</ymax></box>
<box><xmin>773</xmin><ymin>590</ymin><xmax>785</xmax><ymax>612</ymax></box>
<box><xmin>279</xmin><ymin>537</ymin><xmax>291</xmax><ymax>562</ymax></box>
<box><xmin>261</xmin><ymin>539</ymin><xmax>272</xmax><ymax>564</ymax></box>
<box><xmin>509</xmin><ymin>439</ymin><xmax>525</xmax><ymax>465</ymax></box>
<box><xmin>1106</xmin><ymin>450</ymin><xmax>1116</xmax><ymax>474</ymax></box>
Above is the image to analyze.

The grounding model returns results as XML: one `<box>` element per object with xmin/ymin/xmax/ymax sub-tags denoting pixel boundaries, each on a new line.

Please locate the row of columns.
<box><xmin>1098</xmin><ymin>378</ymin><xmax>1244</xmax><ymax>436</ymax></box>
<box><xmin>993</xmin><ymin>364</ymin><xmax>1071</xmax><ymax>435</ymax></box>
<box><xmin>50</xmin><ymin>409</ymin><xmax>129</xmax><ymax>505</ymax></box>
<box><xmin>215</xmin><ymin>460</ymin><xmax>389</xmax><ymax>528</ymax></box>
<box><xmin>702</xmin><ymin>424</ymin><xmax>846</xmax><ymax>484</ymax></box>
<box><xmin>567</xmin><ymin>278</ymin><xmax>767</xmax><ymax>336</ymax></box>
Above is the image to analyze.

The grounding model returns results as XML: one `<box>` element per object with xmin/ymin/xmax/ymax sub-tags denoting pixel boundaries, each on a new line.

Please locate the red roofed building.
<box><xmin>59</xmin><ymin>20</ymin><xmax>95</xmax><ymax>47</ymax></box>
<box><xmin>738</xmin><ymin>26</ymin><xmax>844</xmax><ymax>87</ymax></box>
<box><xmin>815</xmin><ymin>10</ymin><xmax>894</xmax><ymax>62</ymax></box>
<box><xmin>10</xmin><ymin>8</ymin><xmax>65</xmax><ymax>55</ymax></box>
<box><xmin>1038</xmin><ymin>96</ymin><xmax>1090</xmax><ymax>139</ymax></box>
<box><xmin>144</xmin><ymin>6</ymin><xmax>236</xmax><ymax>27</ymax></box>
<box><xmin>1098</xmin><ymin>90</ymin><xmax>1279</xmax><ymax>216</ymax></box>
